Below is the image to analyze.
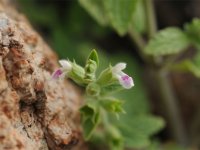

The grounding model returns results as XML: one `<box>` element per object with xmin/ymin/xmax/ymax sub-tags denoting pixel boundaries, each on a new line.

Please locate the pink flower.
<box><xmin>112</xmin><ymin>63</ymin><xmax>134</xmax><ymax>89</ymax></box>
<box><xmin>52</xmin><ymin>60</ymin><xmax>72</xmax><ymax>79</ymax></box>
<box><xmin>52</xmin><ymin>69</ymin><xmax>63</xmax><ymax>79</ymax></box>
<box><xmin>119</xmin><ymin>75</ymin><xmax>134</xmax><ymax>89</ymax></box>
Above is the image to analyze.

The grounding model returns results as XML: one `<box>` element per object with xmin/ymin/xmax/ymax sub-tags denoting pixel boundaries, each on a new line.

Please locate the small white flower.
<box><xmin>59</xmin><ymin>60</ymin><xmax>72</xmax><ymax>71</ymax></box>
<box><xmin>119</xmin><ymin>74</ymin><xmax>134</xmax><ymax>89</ymax></box>
<box><xmin>52</xmin><ymin>60</ymin><xmax>72</xmax><ymax>79</ymax></box>
<box><xmin>112</xmin><ymin>62</ymin><xmax>134</xmax><ymax>89</ymax></box>
<box><xmin>112</xmin><ymin>63</ymin><xmax>126</xmax><ymax>75</ymax></box>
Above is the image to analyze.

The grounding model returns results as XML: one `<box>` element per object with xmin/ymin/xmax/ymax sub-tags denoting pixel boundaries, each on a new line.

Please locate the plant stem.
<box><xmin>155</xmin><ymin>69</ymin><xmax>188</xmax><ymax>145</ymax></box>
<box><xmin>143</xmin><ymin>0</ymin><xmax>188</xmax><ymax>146</ymax></box>
<box><xmin>144</xmin><ymin>0</ymin><xmax>163</xmax><ymax>66</ymax></box>
<box><xmin>128</xmin><ymin>29</ymin><xmax>148</xmax><ymax>62</ymax></box>
<box><xmin>129</xmin><ymin>29</ymin><xmax>145</xmax><ymax>52</ymax></box>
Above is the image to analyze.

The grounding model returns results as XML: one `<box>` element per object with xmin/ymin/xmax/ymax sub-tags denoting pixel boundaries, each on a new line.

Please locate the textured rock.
<box><xmin>0</xmin><ymin>0</ymin><xmax>86</xmax><ymax>149</ymax></box>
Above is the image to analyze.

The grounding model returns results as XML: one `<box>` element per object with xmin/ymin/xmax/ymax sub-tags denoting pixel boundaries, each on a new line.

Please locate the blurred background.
<box><xmin>15</xmin><ymin>0</ymin><xmax>200</xmax><ymax>150</ymax></box>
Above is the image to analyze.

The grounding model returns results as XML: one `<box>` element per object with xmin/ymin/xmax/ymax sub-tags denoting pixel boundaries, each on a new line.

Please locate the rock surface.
<box><xmin>0</xmin><ymin>0</ymin><xmax>85</xmax><ymax>149</ymax></box>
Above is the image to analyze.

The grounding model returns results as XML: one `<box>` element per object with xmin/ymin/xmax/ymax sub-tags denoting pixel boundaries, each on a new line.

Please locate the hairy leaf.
<box><xmin>145</xmin><ymin>27</ymin><xmax>190</xmax><ymax>56</ymax></box>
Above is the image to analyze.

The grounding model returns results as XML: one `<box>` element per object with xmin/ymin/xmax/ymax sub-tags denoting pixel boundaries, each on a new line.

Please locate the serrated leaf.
<box><xmin>78</xmin><ymin>0</ymin><xmax>108</xmax><ymax>26</ymax></box>
<box><xmin>184</xmin><ymin>18</ymin><xmax>200</xmax><ymax>49</ymax></box>
<box><xmin>145</xmin><ymin>27</ymin><xmax>190</xmax><ymax>56</ymax></box>
<box><xmin>103</xmin><ymin>0</ymin><xmax>138</xmax><ymax>36</ymax></box>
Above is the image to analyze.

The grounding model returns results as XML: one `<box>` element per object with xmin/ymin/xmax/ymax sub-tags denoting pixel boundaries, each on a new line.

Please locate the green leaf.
<box><xmin>87</xmin><ymin>49</ymin><xmax>99</xmax><ymax>66</ymax></box>
<box><xmin>184</xmin><ymin>18</ymin><xmax>200</xmax><ymax>49</ymax></box>
<box><xmin>118</xmin><ymin>115</ymin><xmax>165</xmax><ymax>148</ymax></box>
<box><xmin>84</xmin><ymin>59</ymin><xmax>97</xmax><ymax>82</ymax></box>
<box><xmin>145</xmin><ymin>27</ymin><xmax>190</xmax><ymax>56</ymax></box>
<box><xmin>125</xmin><ymin>134</ymin><xmax>150</xmax><ymax>148</ymax></box>
<box><xmin>80</xmin><ymin>102</ymin><xmax>100</xmax><ymax>140</ymax></box>
<box><xmin>78</xmin><ymin>0</ymin><xmax>109</xmax><ymax>26</ymax></box>
<box><xmin>119</xmin><ymin>123</ymin><xmax>150</xmax><ymax>148</ymax></box>
<box><xmin>130</xmin><ymin>0</ymin><xmax>146</xmax><ymax>33</ymax></box>
<box><xmin>84</xmin><ymin>50</ymin><xmax>99</xmax><ymax>82</ymax></box>
<box><xmin>100</xmin><ymin>97</ymin><xmax>124</xmax><ymax>114</ymax></box>
<box><xmin>103</xmin><ymin>0</ymin><xmax>138</xmax><ymax>36</ymax></box>
<box><xmin>171</xmin><ymin>53</ymin><xmax>200</xmax><ymax>78</ymax></box>
<box><xmin>128</xmin><ymin>115</ymin><xmax>165</xmax><ymax>136</ymax></box>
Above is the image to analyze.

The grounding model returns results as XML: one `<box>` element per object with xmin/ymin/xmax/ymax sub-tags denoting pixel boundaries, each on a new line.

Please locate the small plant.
<box><xmin>52</xmin><ymin>50</ymin><xmax>134</xmax><ymax>149</ymax></box>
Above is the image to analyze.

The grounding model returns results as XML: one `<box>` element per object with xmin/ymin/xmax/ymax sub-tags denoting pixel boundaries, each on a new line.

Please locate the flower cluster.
<box><xmin>52</xmin><ymin>50</ymin><xmax>134</xmax><ymax>144</ymax></box>
<box><xmin>52</xmin><ymin>59</ymin><xmax>134</xmax><ymax>89</ymax></box>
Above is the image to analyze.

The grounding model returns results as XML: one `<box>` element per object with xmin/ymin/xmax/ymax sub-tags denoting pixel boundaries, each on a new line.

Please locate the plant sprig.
<box><xmin>52</xmin><ymin>50</ymin><xmax>134</xmax><ymax>150</ymax></box>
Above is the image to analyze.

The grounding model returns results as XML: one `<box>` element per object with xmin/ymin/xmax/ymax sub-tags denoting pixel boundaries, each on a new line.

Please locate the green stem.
<box><xmin>128</xmin><ymin>29</ymin><xmax>148</xmax><ymax>62</ymax></box>
<box><xmin>128</xmin><ymin>29</ymin><xmax>145</xmax><ymax>52</ymax></box>
<box><xmin>144</xmin><ymin>0</ymin><xmax>163</xmax><ymax>66</ymax></box>
<box><xmin>129</xmin><ymin>0</ymin><xmax>188</xmax><ymax>145</ymax></box>
<box><xmin>155</xmin><ymin>69</ymin><xmax>188</xmax><ymax>145</ymax></box>
<box><xmin>143</xmin><ymin>0</ymin><xmax>188</xmax><ymax>146</ymax></box>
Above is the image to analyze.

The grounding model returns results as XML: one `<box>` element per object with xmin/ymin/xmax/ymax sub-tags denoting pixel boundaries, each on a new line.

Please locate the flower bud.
<box><xmin>84</xmin><ymin>59</ymin><xmax>97</xmax><ymax>83</ymax></box>
<box><xmin>86</xmin><ymin>82</ymin><xmax>101</xmax><ymax>96</ymax></box>
<box><xmin>68</xmin><ymin>62</ymin><xmax>86</xmax><ymax>85</ymax></box>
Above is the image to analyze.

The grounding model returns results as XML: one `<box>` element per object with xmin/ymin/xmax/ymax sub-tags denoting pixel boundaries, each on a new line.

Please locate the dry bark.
<box><xmin>0</xmin><ymin>0</ymin><xmax>86</xmax><ymax>149</ymax></box>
